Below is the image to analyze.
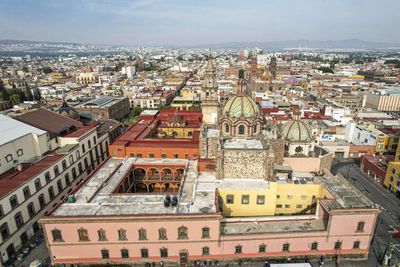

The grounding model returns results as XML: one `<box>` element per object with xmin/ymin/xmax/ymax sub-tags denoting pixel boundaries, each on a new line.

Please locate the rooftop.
<box><xmin>51</xmin><ymin>158</ymin><xmax>217</xmax><ymax>217</ymax></box>
<box><xmin>223</xmin><ymin>138</ymin><xmax>265</xmax><ymax>150</ymax></box>
<box><xmin>0</xmin><ymin>114</ymin><xmax>47</xmax><ymax>146</ymax></box>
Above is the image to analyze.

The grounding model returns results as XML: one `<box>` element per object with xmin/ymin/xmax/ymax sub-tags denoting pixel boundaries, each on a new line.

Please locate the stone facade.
<box><xmin>217</xmin><ymin>149</ymin><xmax>272</xmax><ymax>179</ymax></box>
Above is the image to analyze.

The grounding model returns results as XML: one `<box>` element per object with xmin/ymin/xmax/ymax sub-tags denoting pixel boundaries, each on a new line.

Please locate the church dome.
<box><xmin>223</xmin><ymin>95</ymin><xmax>261</xmax><ymax>118</ymax></box>
<box><xmin>57</xmin><ymin>101</ymin><xmax>79</xmax><ymax>120</ymax></box>
<box><xmin>280</xmin><ymin>120</ymin><xmax>312</xmax><ymax>142</ymax></box>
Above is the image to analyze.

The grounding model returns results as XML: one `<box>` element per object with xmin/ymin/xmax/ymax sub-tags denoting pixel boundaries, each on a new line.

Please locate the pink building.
<box><xmin>40</xmin><ymin>157</ymin><xmax>378</xmax><ymax>266</ymax></box>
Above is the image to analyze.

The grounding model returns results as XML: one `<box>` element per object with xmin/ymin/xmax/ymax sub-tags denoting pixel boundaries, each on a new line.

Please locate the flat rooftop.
<box><xmin>223</xmin><ymin>138</ymin><xmax>265</xmax><ymax>150</ymax></box>
<box><xmin>51</xmin><ymin>157</ymin><xmax>217</xmax><ymax>217</ymax></box>
<box><xmin>217</xmin><ymin>179</ymin><xmax>269</xmax><ymax>191</ymax></box>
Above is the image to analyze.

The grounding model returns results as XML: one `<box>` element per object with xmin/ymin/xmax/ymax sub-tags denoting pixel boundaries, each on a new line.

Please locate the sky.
<box><xmin>0</xmin><ymin>0</ymin><xmax>399</xmax><ymax>46</ymax></box>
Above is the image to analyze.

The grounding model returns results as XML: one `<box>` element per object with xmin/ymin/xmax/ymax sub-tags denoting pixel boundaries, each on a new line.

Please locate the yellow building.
<box><xmin>171</xmin><ymin>88</ymin><xmax>200</xmax><ymax>111</ymax></box>
<box><xmin>218</xmin><ymin>179</ymin><xmax>333</xmax><ymax>217</ymax></box>
<box><xmin>384</xmin><ymin>162</ymin><xmax>400</xmax><ymax>196</ymax></box>
<box><xmin>374</xmin><ymin>132</ymin><xmax>400</xmax><ymax>155</ymax></box>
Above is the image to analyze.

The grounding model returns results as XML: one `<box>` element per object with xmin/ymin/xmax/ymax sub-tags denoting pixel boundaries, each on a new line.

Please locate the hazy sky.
<box><xmin>0</xmin><ymin>0</ymin><xmax>399</xmax><ymax>46</ymax></box>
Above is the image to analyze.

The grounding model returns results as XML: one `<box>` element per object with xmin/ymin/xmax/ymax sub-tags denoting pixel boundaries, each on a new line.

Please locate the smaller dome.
<box><xmin>223</xmin><ymin>95</ymin><xmax>261</xmax><ymax>118</ymax></box>
<box><xmin>58</xmin><ymin>101</ymin><xmax>79</xmax><ymax>120</ymax></box>
<box><xmin>280</xmin><ymin>120</ymin><xmax>312</xmax><ymax>142</ymax></box>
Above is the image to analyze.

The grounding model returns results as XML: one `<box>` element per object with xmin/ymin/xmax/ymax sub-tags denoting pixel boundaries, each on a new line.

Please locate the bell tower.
<box><xmin>201</xmin><ymin>56</ymin><xmax>219</xmax><ymax>125</ymax></box>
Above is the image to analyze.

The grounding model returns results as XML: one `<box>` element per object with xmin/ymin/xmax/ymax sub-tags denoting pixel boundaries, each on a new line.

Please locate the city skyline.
<box><xmin>1</xmin><ymin>0</ymin><xmax>400</xmax><ymax>46</ymax></box>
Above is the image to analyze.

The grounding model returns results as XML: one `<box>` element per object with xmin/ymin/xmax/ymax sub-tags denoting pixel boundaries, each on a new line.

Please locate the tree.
<box><xmin>317</xmin><ymin>67</ymin><xmax>334</xmax><ymax>74</ymax></box>
<box><xmin>40</xmin><ymin>67</ymin><xmax>53</xmax><ymax>74</ymax></box>
<box><xmin>10</xmin><ymin>94</ymin><xmax>20</xmax><ymax>105</ymax></box>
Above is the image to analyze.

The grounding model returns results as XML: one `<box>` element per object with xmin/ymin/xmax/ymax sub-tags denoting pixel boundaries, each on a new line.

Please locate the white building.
<box><xmin>345</xmin><ymin>122</ymin><xmax>378</xmax><ymax>146</ymax></box>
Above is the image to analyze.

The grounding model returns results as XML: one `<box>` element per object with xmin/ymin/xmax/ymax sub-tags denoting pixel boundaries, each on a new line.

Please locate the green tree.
<box><xmin>40</xmin><ymin>67</ymin><xmax>53</xmax><ymax>74</ymax></box>
<box><xmin>318</xmin><ymin>67</ymin><xmax>334</xmax><ymax>74</ymax></box>
<box><xmin>10</xmin><ymin>94</ymin><xmax>20</xmax><ymax>105</ymax></box>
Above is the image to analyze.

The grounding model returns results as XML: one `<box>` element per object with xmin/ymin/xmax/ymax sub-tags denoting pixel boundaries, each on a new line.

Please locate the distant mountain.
<box><xmin>188</xmin><ymin>39</ymin><xmax>400</xmax><ymax>50</ymax></box>
<box><xmin>0</xmin><ymin>39</ymin><xmax>81</xmax><ymax>45</ymax></box>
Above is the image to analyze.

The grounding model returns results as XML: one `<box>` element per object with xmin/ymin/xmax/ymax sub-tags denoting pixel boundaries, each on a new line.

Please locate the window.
<box><xmin>285</xmin><ymin>204</ymin><xmax>291</xmax><ymax>208</ymax></box>
<box><xmin>202</xmin><ymin>246</ymin><xmax>210</xmax><ymax>256</ymax></box>
<box><xmin>226</xmin><ymin>194</ymin><xmax>234</xmax><ymax>204</ymax></box>
<box><xmin>78</xmin><ymin>228</ymin><xmax>90</xmax><ymax>241</ymax></box>
<box><xmin>301</xmin><ymin>195</ymin><xmax>307</xmax><ymax>200</ymax></box>
<box><xmin>52</xmin><ymin>229</ymin><xmax>63</xmax><ymax>242</ymax></box>
<box><xmin>118</xmin><ymin>229</ymin><xmax>127</xmax><ymax>240</ymax></box>
<box><xmin>23</xmin><ymin>186</ymin><xmax>31</xmax><ymax>199</ymax></box>
<box><xmin>138</xmin><ymin>228</ymin><xmax>147</xmax><ymax>240</ymax></box>
<box><xmin>14</xmin><ymin>212</ymin><xmax>24</xmax><ymax>228</ymax></box>
<box><xmin>137</xmin><ymin>153</ymin><xmax>142</xmax><ymax>158</ymax></box>
<box><xmin>27</xmin><ymin>202</ymin><xmax>35</xmax><ymax>218</ymax></box>
<box><xmin>257</xmin><ymin>195</ymin><xmax>265</xmax><ymax>205</ymax></box>
<box><xmin>54</xmin><ymin>166</ymin><xmax>60</xmax><ymax>176</ymax></box>
<box><xmin>45</xmin><ymin>172</ymin><xmax>51</xmax><ymax>183</ymax></box>
<box><xmin>334</xmin><ymin>241</ymin><xmax>342</xmax><ymax>250</ymax></box>
<box><xmin>311</xmin><ymin>242</ymin><xmax>318</xmax><ymax>251</ymax></box>
<box><xmin>287</xmin><ymin>194</ymin><xmax>293</xmax><ymax>199</ymax></box>
<box><xmin>353</xmin><ymin>241</ymin><xmax>360</xmax><ymax>249</ymax></box>
<box><xmin>141</xmin><ymin>248</ymin><xmax>149</xmax><ymax>258</ymax></box>
<box><xmin>69</xmin><ymin>155</ymin><xmax>74</xmax><ymax>165</ymax></box>
<box><xmin>238</xmin><ymin>125</ymin><xmax>245</xmax><ymax>135</ymax></box>
<box><xmin>57</xmin><ymin>180</ymin><xmax>63</xmax><ymax>193</ymax></box>
<box><xmin>76</xmin><ymin>150</ymin><xmax>80</xmax><ymax>159</ymax></box>
<box><xmin>174</xmin><ymin>153</ymin><xmax>179</xmax><ymax>159</ymax></box>
<box><xmin>283</xmin><ymin>243</ymin><xmax>290</xmax><ymax>252</ymax></box>
<box><xmin>38</xmin><ymin>194</ymin><xmax>45</xmax><ymax>209</ymax></box>
<box><xmin>240</xmin><ymin>195</ymin><xmax>249</xmax><ymax>204</ymax></box>
<box><xmin>296</xmin><ymin>204</ymin><xmax>303</xmax><ymax>209</ymax></box>
<box><xmin>81</xmin><ymin>144</ymin><xmax>86</xmax><ymax>153</ymax></box>
<box><xmin>101</xmin><ymin>249</ymin><xmax>109</xmax><ymax>259</ymax></box>
<box><xmin>62</xmin><ymin>160</ymin><xmax>67</xmax><ymax>171</ymax></box>
<box><xmin>356</xmin><ymin>221</ymin><xmax>365</xmax><ymax>232</ymax></box>
<box><xmin>225</xmin><ymin>124</ymin><xmax>230</xmax><ymax>133</ymax></box>
<box><xmin>48</xmin><ymin>186</ymin><xmax>55</xmax><ymax>200</ymax></box>
<box><xmin>93</xmin><ymin>136</ymin><xmax>97</xmax><ymax>144</ymax></box>
<box><xmin>78</xmin><ymin>163</ymin><xmax>83</xmax><ymax>174</ymax></box>
<box><xmin>161</xmin><ymin>154</ymin><xmax>167</xmax><ymax>159</ymax></box>
<box><xmin>235</xmin><ymin>245</ymin><xmax>242</xmax><ymax>254</ymax></box>
<box><xmin>277</xmin><ymin>195</ymin><xmax>280</xmax><ymax>199</ymax></box>
<box><xmin>9</xmin><ymin>195</ymin><xmax>18</xmax><ymax>209</ymax></box>
<box><xmin>64</xmin><ymin>173</ymin><xmax>71</xmax><ymax>186</ymax></box>
<box><xmin>72</xmin><ymin>168</ymin><xmax>77</xmax><ymax>179</ymax></box>
<box><xmin>98</xmin><ymin>229</ymin><xmax>107</xmax><ymax>241</ymax></box>
<box><xmin>160</xmin><ymin>247</ymin><xmax>168</xmax><ymax>258</ymax></box>
<box><xmin>88</xmin><ymin>140</ymin><xmax>91</xmax><ymax>149</ymax></box>
<box><xmin>149</xmin><ymin>153</ymin><xmax>155</xmax><ymax>158</ymax></box>
<box><xmin>159</xmin><ymin>228</ymin><xmax>167</xmax><ymax>240</ymax></box>
<box><xmin>202</xmin><ymin>227</ymin><xmax>210</xmax><ymax>238</ymax></box>
<box><xmin>276</xmin><ymin>204</ymin><xmax>283</xmax><ymax>208</ymax></box>
<box><xmin>130</xmin><ymin>153</ymin><xmax>135</xmax><ymax>158</ymax></box>
<box><xmin>121</xmin><ymin>249</ymin><xmax>129</xmax><ymax>259</ymax></box>
<box><xmin>17</xmin><ymin>149</ymin><xmax>23</xmax><ymax>157</ymax></box>
<box><xmin>259</xmin><ymin>244</ymin><xmax>266</xmax><ymax>253</ymax></box>
<box><xmin>5</xmin><ymin>154</ymin><xmax>13</xmax><ymax>162</ymax></box>
<box><xmin>34</xmin><ymin>178</ymin><xmax>41</xmax><ymax>191</ymax></box>
<box><xmin>0</xmin><ymin>223</ymin><xmax>9</xmax><ymax>240</ymax></box>
<box><xmin>178</xmin><ymin>226</ymin><xmax>188</xmax><ymax>239</ymax></box>
<box><xmin>0</xmin><ymin>205</ymin><xmax>3</xmax><ymax>218</ymax></box>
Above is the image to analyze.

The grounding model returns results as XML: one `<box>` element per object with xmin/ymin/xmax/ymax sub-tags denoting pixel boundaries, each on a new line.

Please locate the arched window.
<box><xmin>238</xmin><ymin>125</ymin><xmax>245</xmax><ymax>135</ymax></box>
<box><xmin>225</xmin><ymin>124</ymin><xmax>230</xmax><ymax>133</ymax></box>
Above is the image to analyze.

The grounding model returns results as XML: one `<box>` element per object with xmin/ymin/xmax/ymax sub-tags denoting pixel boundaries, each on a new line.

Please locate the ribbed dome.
<box><xmin>223</xmin><ymin>95</ymin><xmax>261</xmax><ymax>118</ymax></box>
<box><xmin>280</xmin><ymin>120</ymin><xmax>312</xmax><ymax>142</ymax></box>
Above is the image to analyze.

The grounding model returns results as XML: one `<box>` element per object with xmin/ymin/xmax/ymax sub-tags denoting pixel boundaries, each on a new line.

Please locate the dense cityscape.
<box><xmin>1</xmin><ymin>1</ymin><xmax>400</xmax><ymax>267</ymax></box>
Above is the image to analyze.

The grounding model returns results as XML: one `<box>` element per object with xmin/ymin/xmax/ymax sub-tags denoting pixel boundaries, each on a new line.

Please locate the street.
<box><xmin>332</xmin><ymin>160</ymin><xmax>400</xmax><ymax>266</ymax></box>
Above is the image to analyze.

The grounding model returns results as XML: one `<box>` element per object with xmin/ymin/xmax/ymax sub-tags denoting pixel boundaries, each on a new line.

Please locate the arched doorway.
<box><xmin>179</xmin><ymin>250</ymin><xmax>189</xmax><ymax>266</ymax></box>
<box><xmin>161</xmin><ymin>168</ymin><xmax>173</xmax><ymax>180</ymax></box>
<box><xmin>147</xmin><ymin>168</ymin><xmax>160</xmax><ymax>180</ymax></box>
<box><xmin>135</xmin><ymin>182</ymin><xmax>148</xmax><ymax>193</ymax></box>
<box><xmin>134</xmin><ymin>168</ymin><xmax>147</xmax><ymax>180</ymax></box>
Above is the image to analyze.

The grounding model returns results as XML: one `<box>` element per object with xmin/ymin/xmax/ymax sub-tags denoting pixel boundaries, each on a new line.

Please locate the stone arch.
<box><xmin>147</xmin><ymin>168</ymin><xmax>160</xmax><ymax>180</ymax></box>
<box><xmin>174</xmin><ymin>168</ymin><xmax>185</xmax><ymax>181</ymax></box>
<box><xmin>134</xmin><ymin>168</ymin><xmax>147</xmax><ymax>180</ymax></box>
<box><xmin>135</xmin><ymin>182</ymin><xmax>148</xmax><ymax>193</ymax></box>
<box><xmin>161</xmin><ymin>168</ymin><xmax>174</xmax><ymax>180</ymax></box>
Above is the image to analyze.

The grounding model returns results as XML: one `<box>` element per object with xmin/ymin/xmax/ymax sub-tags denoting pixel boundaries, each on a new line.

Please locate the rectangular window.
<box><xmin>283</xmin><ymin>243</ymin><xmax>290</xmax><ymax>252</ymax></box>
<box><xmin>14</xmin><ymin>212</ymin><xmax>24</xmax><ymax>228</ymax></box>
<box><xmin>296</xmin><ymin>204</ymin><xmax>303</xmax><ymax>209</ymax></box>
<box><xmin>27</xmin><ymin>202</ymin><xmax>36</xmax><ymax>218</ymax></box>
<box><xmin>178</xmin><ymin>226</ymin><xmax>188</xmax><ymax>239</ymax></box>
<box><xmin>101</xmin><ymin>249</ymin><xmax>109</xmax><ymax>259</ymax></box>
<box><xmin>259</xmin><ymin>244</ymin><xmax>266</xmax><ymax>253</ymax></box>
<box><xmin>35</xmin><ymin>179</ymin><xmax>42</xmax><ymax>191</ymax></box>
<box><xmin>9</xmin><ymin>195</ymin><xmax>19</xmax><ymax>209</ymax></box>
<box><xmin>48</xmin><ymin>186</ymin><xmax>55</xmax><ymax>200</ymax></box>
<box><xmin>241</xmin><ymin>195</ymin><xmax>250</xmax><ymax>204</ymax></box>
<box><xmin>226</xmin><ymin>194</ymin><xmax>234</xmax><ymax>204</ymax></box>
<box><xmin>141</xmin><ymin>248</ymin><xmax>149</xmax><ymax>258</ymax></box>
<box><xmin>202</xmin><ymin>247</ymin><xmax>210</xmax><ymax>256</ymax></box>
<box><xmin>256</xmin><ymin>195</ymin><xmax>265</xmax><ymax>205</ymax></box>
<box><xmin>334</xmin><ymin>241</ymin><xmax>342</xmax><ymax>250</ymax></box>
<box><xmin>276</xmin><ymin>204</ymin><xmax>283</xmax><ymax>208</ymax></box>
<box><xmin>173</xmin><ymin>153</ymin><xmax>179</xmax><ymax>159</ymax></box>
<box><xmin>149</xmin><ymin>153</ymin><xmax>155</xmax><ymax>158</ymax></box>
<box><xmin>52</xmin><ymin>229</ymin><xmax>63</xmax><ymax>242</ymax></box>
<box><xmin>0</xmin><ymin>223</ymin><xmax>9</xmax><ymax>240</ymax></box>
<box><xmin>301</xmin><ymin>195</ymin><xmax>307</xmax><ymax>200</ymax></box>
<box><xmin>121</xmin><ymin>249</ymin><xmax>129</xmax><ymax>259</ymax></box>
<box><xmin>98</xmin><ymin>229</ymin><xmax>107</xmax><ymax>241</ymax></box>
<box><xmin>235</xmin><ymin>245</ymin><xmax>242</xmax><ymax>254</ymax></box>
<box><xmin>287</xmin><ymin>194</ymin><xmax>293</xmax><ymax>199</ymax></box>
<box><xmin>39</xmin><ymin>194</ymin><xmax>46</xmax><ymax>209</ymax></box>
<box><xmin>78</xmin><ymin>228</ymin><xmax>90</xmax><ymax>241</ymax></box>
<box><xmin>160</xmin><ymin>248</ymin><xmax>168</xmax><ymax>258</ymax></box>
<box><xmin>285</xmin><ymin>204</ymin><xmax>291</xmax><ymax>208</ymax></box>
<box><xmin>311</xmin><ymin>242</ymin><xmax>318</xmax><ymax>251</ymax></box>
<box><xmin>82</xmin><ymin>144</ymin><xmax>86</xmax><ymax>153</ymax></box>
<box><xmin>202</xmin><ymin>227</ymin><xmax>210</xmax><ymax>238</ymax></box>
<box><xmin>139</xmin><ymin>228</ymin><xmax>147</xmax><ymax>240</ymax></box>
<box><xmin>130</xmin><ymin>153</ymin><xmax>135</xmax><ymax>158</ymax></box>
<box><xmin>23</xmin><ymin>186</ymin><xmax>31</xmax><ymax>199</ymax></box>
<box><xmin>353</xmin><ymin>241</ymin><xmax>360</xmax><ymax>249</ymax></box>
<box><xmin>45</xmin><ymin>172</ymin><xmax>51</xmax><ymax>183</ymax></box>
<box><xmin>356</xmin><ymin>222</ymin><xmax>365</xmax><ymax>232</ymax></box>
<box><xmin>88</xmin><ymin>140</ymin><xmax>92</xmax><ymax>149</ymax></box>
<box><xmin>137</xmin><ymin>153</ymin><xmax>142</xmax><ymax>158</ymax></box>
<box><xmin>161</xmin><ymin>154</ymin><xmax>167</xmax><ymax>159</ymax></box>
<box><xmin>118</xmin><ymin>229</ymin><xmax>127</xmax><ymax>240</ymax></box>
